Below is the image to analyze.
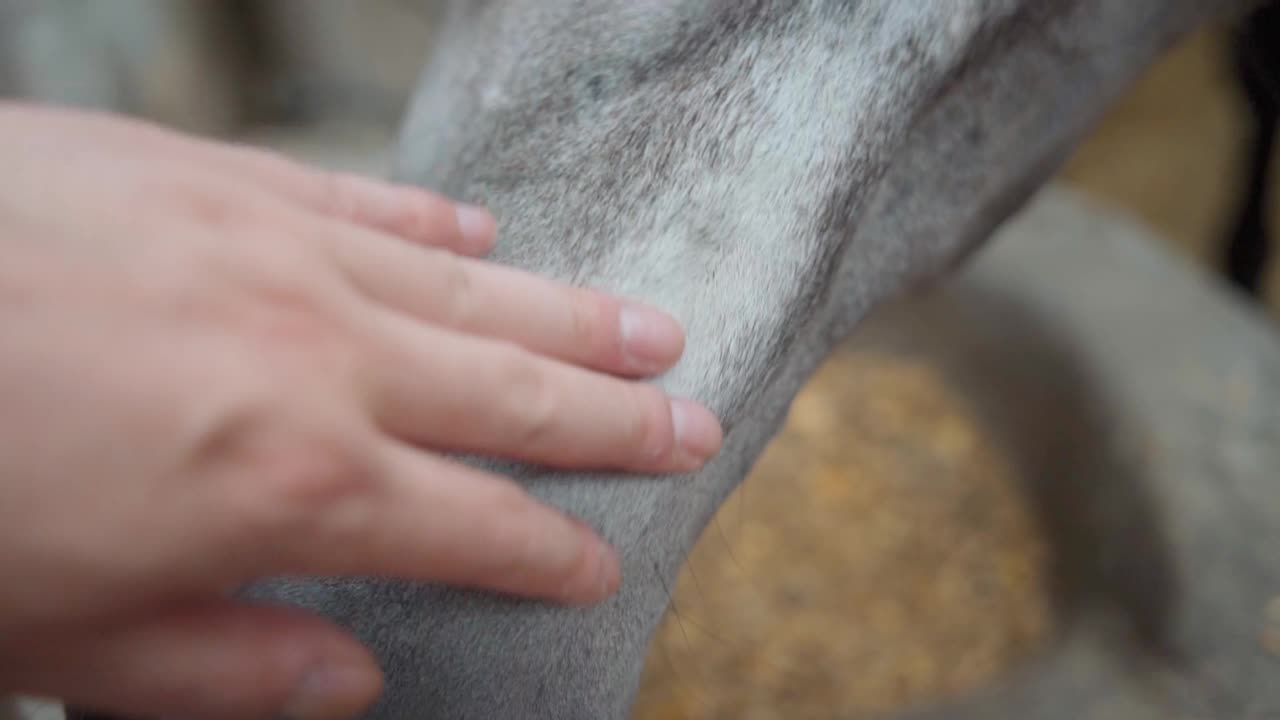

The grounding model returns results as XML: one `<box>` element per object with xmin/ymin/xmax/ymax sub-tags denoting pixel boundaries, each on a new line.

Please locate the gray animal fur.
<box><xmin>242</xmin><ymin>1</ymin><xmax>1252</xmax><ymax>718</ymax></box>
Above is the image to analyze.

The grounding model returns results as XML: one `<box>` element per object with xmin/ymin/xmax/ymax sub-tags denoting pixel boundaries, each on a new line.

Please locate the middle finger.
<box><xmin>321</xmin><ymin>217</ymin><xmax>688</xmax><ymax>377</ymax></box>
<box><xmin>359</xmin><ymin>305</ymin><xmax>722</xmax><ymax>473</ymax></box>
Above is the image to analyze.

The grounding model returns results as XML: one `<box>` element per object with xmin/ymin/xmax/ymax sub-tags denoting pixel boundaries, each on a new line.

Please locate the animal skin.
<box><xmin>68</xmin><ymin>1</ymin><xmax>1258</xmax><ymax>719</ymax></box>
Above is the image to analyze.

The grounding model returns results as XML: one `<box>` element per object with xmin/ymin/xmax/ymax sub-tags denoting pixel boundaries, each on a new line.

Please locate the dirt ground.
<box><xmin>631</xmin><ymin>26</ymin><xmax>1275</xmax><ymax>720</ymax></box>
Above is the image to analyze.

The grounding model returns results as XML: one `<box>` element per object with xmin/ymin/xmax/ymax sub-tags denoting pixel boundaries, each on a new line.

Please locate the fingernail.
<box><xmin>670</xmin><ymin>397</ymin><xmax>724</xmax><ymax>467</ymax></box>
<box><xmin>619</xmin><ymin>303</ymin><xmax>685</xmax><ymax>372</ymax></box>
<box><xmin>455</xmin><ymin>203</ymin><xmax>497</xmax><ymax>254</ymax></box>
<box><xmin>282</xmin><ymin>661</ymin><xmax>383</xmax><ymax>720</ymax></box>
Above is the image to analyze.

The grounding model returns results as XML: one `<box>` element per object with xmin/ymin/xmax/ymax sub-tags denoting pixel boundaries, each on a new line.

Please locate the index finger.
<box><xmin>33</xmin><ymin>106</ymin><xmax>498</xmax><ymax>257</ymax></box>
<box><xmin>325</xmin><ymin>222</ymin><xmax>689</xmax><ymax>378</ymax></box>
<box><xmin>207</xmin><ymin>144</ymin><xmax>500</xmax><ymax>256</ymax></box>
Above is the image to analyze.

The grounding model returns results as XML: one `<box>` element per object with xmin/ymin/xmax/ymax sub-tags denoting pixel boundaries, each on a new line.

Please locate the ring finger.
<box><xmin>358</xmin><ymin>306</ymin><xmax>722</xmax><ymax>473</ymax></box>
<box><xmin>322</xmin><ymin>217</ymin><xmax>688</xmax><ymax>377</ymax></box>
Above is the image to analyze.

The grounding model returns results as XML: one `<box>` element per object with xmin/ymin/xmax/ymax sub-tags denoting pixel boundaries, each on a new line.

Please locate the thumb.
<box><xmin>2</xmin><ymin>600</ymin><xmax>383</xmax><ymax>720</ymax></box>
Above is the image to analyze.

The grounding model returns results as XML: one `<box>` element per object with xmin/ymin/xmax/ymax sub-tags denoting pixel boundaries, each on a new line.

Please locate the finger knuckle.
<box><xmin>269</xmin><ymin>435</ymin><xmax>368</xmax><ymax>503</ymax></box>
<box><xmin>240</xmin><ymin>428</ymin><xmax>376</xmax><ymax>538</ymax></box>
<box><xmin>437</xmin><ymin>252</ymin><xmax>479</xmax><ymax>328</ymax></box>
<box><xmin>183</xmin><ymin>191</ymin><xmax>240</xmax><ymax>230</ymax></box>
<box><xmin>411</xmin><ymin>193</ymin><xmax>454</xmax><ymax>240</ymax></box>
<box><xmin>497</xmin><ymin>351</ymin><xmax>560</xmax><ymax>448</ymax></box>
<box><xmin>474</xmin><ymin>481</ymin><xmax>545</xmax><ymax>579</ymax></box>
<box><xmin>315</xmin><ymin>169</ymin><xmax>356</xmax><ymax>222</ymax></box>
<box><xmin>566</xmin><ymin>291</ymin><xmax>606</xmax><ymax>355</ymax></box>
<box><xmin>391</xmin><ymin>187</ymin><xmax>444</xmax><ymax>240</ymax></box>
<box><xmin>627</xmin><ymin>386</ymin><xmax>675</xmax><ymax>462</ymax></box>
<box><xmin>251</xmin><ymin>297</ymin><xmax>341</xmax><ymax>355</ymax></box>
<box><xmin>155</xmin><ymin>180</ymin><xmax>263</xmax><ymax>235</ymax></box>
<box><xmin>175</xmin><ymin>208</ymin><xmax>315</xmax><ymax>296</ymax></box>
<box><xmin>228</xmin><ymin>267</ymin><xmax>357</xmax><ymax>381</ymax></box>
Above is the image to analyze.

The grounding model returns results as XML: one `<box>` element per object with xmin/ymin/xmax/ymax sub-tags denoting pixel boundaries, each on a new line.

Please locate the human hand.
<box><xmin>0</xmin><ymin>103</ymin><xmax>722</xmax><ymax>719</ymax></box>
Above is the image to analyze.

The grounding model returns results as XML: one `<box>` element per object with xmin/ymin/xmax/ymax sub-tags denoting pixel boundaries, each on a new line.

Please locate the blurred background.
<box><xmin>2</xmin><ymin>4</ymin><xmax>1275</xmax><ymax>719</ymax></box>
<box><xmin>0</xmin><ymin>2</ymin><xmax>1274</xmax><ymax>305</ymax></box>
<box><xmin>0</xmin><ymin>1</ymin><xmax>439</xmax><ymax>172</ymax></box>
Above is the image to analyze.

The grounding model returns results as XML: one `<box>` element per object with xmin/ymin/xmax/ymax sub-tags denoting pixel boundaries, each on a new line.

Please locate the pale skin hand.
<box><xmin>0</xmin><ymin>103</ymin><xmax>723</xmax><ymax>720</ymax></box>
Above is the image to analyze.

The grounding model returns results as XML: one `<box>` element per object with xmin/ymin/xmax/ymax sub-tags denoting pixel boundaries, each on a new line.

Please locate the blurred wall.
<box><xmin>256</xmin><ymin>0</ymin><xmax>440</xmax><ymax>125</ymax></box>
